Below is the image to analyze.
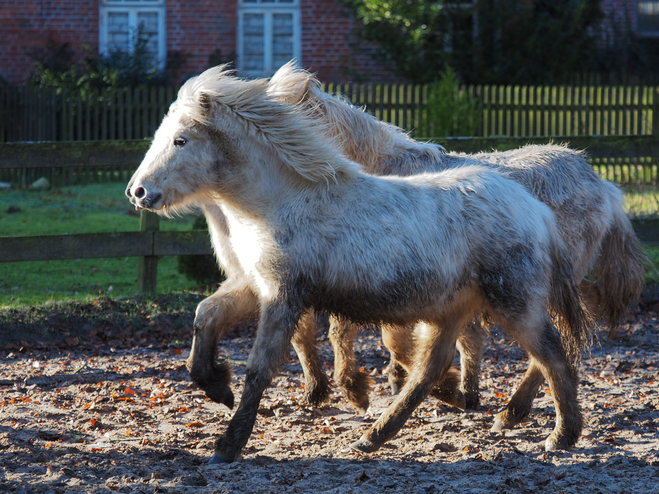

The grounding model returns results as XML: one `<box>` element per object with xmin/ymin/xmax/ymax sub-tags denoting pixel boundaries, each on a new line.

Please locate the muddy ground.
<box><xmin>1</xmin><ymin>296</ymin><xmax>658</xmax><ymax>493</ymax></box>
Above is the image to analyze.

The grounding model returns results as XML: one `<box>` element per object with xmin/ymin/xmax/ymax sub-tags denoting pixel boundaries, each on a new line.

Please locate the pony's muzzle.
<box><xmin>127</xmin><ymin>183</ymin><xmax>163</xmax><ymax>210</ymax></box>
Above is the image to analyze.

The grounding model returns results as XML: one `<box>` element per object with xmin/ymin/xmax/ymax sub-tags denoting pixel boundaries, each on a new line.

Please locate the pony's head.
<box><xmin>267</xmin><ymin>62</ymin><xmax>446</xmax><ymax>176</ymax></box>
<box><xmin>127</xmin><ymin>65</ymin><xmax>358</xmax><ymax>215</ymax></box>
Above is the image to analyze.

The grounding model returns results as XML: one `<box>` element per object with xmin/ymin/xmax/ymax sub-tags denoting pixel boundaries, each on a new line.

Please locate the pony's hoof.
<box><xmin>350</xmin><ymin>436</ymin><xmax>376</xmax><ymax>454</ymax></box>
<box><xmin>222</xmin><ymin>390</ymin><xmax>235</xmax><ymax>410</ymax></box>
<box><xmin>463</xmin><ymin>391</ymin><xmax>480</xmax><ymax>410</ymax></box>
<box><xmin>208</xmin><ymin>453</ymin><xmax>230</xmax><ymax>465</ymax></box>
<box><xmin>205</xmin><ymin>387</ymin><xmax>235</xmax><ymax>409</ymax></box>
<box><xmin>454</xmin><ymin>390</ymin><xmax>467</xmax><ymax>411</ymax></box>
<box><xmin>386</xmin><ymin>362</ymin><xmax>407</xmax><ymax>395</ymax></box>
<box><xmin>491</xmin><ymin>411</ymin><xmax>516</xmax><ymax>433</ymax></box>
<box><xmin>350</xmin><ymin>395</ymin><xmax>370</xmax><ymax>414</ymax></box>
<box><xmin>544</xmin><ymin>433</ymin><xmax>574</xmax><ymax>451</ymax></box>
<box><xmin>491</xmin><ymin>417</ymin><xmax>513</xmax><ymax>433</ymax></box>
<box><xmin>301</xmin><ymin>381</ymin><xmax>332</xmax><ymax>408</ymax></box>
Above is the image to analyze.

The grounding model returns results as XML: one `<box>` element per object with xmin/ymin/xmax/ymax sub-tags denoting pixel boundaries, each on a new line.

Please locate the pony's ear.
<box><xmin>284</xmin><ymin>77</ymin><xmax>311</xmax><ymax>105</ymax></box>
<box><xmin>198</xmin><ymin>92</ymin><xmax>213</xmax><ymax>114</ymax></box>
<box><xmin>268</xmin><ymin>63</ymin><xmax>313</xmax><ymax>105</ymax></box>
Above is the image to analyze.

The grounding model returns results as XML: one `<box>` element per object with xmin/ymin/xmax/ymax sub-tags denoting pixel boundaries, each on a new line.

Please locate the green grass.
<box><xmin>0</xmin><ymin>183</ymin><xmax>205</xmax><ymax>307</ymax></box>
<box><xmin>1</xmin><ymin>181</ymin><xmax>659</xmax><ymax>307</ymax></box>
<box><xmin>620</xmin><ymin>185</ymin><xmax>659</xmax><ymax>219</ymax></box>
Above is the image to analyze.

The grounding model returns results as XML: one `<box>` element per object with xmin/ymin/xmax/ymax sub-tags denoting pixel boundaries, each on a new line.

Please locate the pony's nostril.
<box><xmin>125</xmin><ymin>187</ymin><xmax>133</xmax><ymax>198</ymax></box>
<box><xmin>134</xmin><ymin>186</ymin><xmax>146</xmax><ymax>199</ymax></box>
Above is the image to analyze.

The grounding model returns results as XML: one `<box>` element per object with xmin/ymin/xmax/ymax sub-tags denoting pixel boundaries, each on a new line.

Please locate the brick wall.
<box><xmin>0</xmin><ymin>0</ymin><xmax>98</xmax><ymax>84</ymax></box>
<box><xmin>300</xmin><ymin>0</ymin><xmax>400</xmax><ymax>83</ymax></box>
<box><xmin>166</xmin><ymin>0</ymin><xmax>236</xmax><ymax>82</ymax></box>
<box><xmin>0</xmin><ymin>0</ymin><xmax>397</xmax><ymax>85</ymax></box>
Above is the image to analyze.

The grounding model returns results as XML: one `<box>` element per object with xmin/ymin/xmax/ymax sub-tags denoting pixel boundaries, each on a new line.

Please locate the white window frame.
<box><xmin>636</xmin><ymin>1</ymin><xmax>659</xmax><ymax>37</ymax></box>
<box><xmin>237</xmin><ymin>0</ymin><xmax>301</xmax><ymax>77</ymax></box>
<box><xmin>99</xmin><ymin>0</ymin><xmax>167</xmax><ymax>70</ymax></box>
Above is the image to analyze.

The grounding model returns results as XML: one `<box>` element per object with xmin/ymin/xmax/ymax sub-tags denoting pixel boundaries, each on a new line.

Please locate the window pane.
<box><xmin>137</xmin><ymin>11</ymin><xmax>159</xmax><ymax>58</ymax></box>
<box><xmin>107</xmin><ymin>12</ymin><xmax>130</xmax><ymax>52</ymax></box>
<box><xmin>638</xmin><ymin>2</ymin><xmax>659</xmax><ymax>32</ymax></box>
<box><xmin>243</xmin><ymin>13</ymin><xmax>265</xmax><ymax>72</ymax></box>
<box><xmin>272</xmin><ymin>13</ymin><xmax>293</xmax><ymax>69</ymax></box>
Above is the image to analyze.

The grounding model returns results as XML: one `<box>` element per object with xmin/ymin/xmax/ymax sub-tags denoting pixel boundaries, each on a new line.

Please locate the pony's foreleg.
<box><xmin>499</xmin><ymin>316</ymin><xmax>582</xmax><ymax>450</ymax></box>
<box><xmin>291</xmin><ymin>309</ymin><xmax>332</xmax><ymax>407</ymax></box>
<box><xmin>210</xmin><ymin>300</ymin><xmax>300</xmax><ymax>464</ymax></box>
<box><xmin>328</xmin><ymin>316</ymin><xmax>372</xmax><ymax>411</ymax></box>
<box><xmin>187</xmin><ymin>280</ymin><xmax>258</xmax><ymax>408</ymax></box>
<box><xmin>352</xmin><ymin>316</ymin><xmax>465</xmax><ymax>453</ymax></box>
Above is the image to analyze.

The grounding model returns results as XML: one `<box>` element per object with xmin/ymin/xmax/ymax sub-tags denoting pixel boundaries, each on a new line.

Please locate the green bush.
<box><xmin>177</xmin><ymin>216</ymin><xmax>226</xmax><ymax>290</ymax></box>
<box><xmin>28</xmin><ymin>35</ymin><xmax>188</xmax><ymax>94</ymax></box>
<box><xmin>419</xmin><ymin>67</ymin><xmax>481</xmax><ymax>138</ymax></box>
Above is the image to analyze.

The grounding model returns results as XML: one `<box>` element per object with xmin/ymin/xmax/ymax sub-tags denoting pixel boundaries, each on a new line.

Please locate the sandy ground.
<box><xmin>1</xmin><ymin>306</ymin><xmax>658</xmax><ymax>493</ymax></box>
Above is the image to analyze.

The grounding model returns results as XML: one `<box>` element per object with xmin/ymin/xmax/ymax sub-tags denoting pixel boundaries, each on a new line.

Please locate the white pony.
<box><xmin>263</xmin><ymin>62</ymin><xmax>646</xmax><ymax>423</ymax></box>
<box><xmin>127</xmin><ymin>66</ymin><xmax>589</xmax><ymax>463</ymax></box>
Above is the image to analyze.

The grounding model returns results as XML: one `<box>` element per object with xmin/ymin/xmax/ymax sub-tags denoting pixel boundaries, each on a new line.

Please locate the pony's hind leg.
<box><xmin>352</xmin><ymin>312</ymin><xmax>470</xmax><ymax>453</ymax></box>
<box><xmin>455</xmin><ymin>320</ymin><xmax>485</xmax><ymax>409</ymax></box>
<box><xmin>386</xmin><ymin>360</ymin><xmax>408</xmax><ymax>396</ymax></box>
<box><xmin>384</xmin><ymin>322</ymin><xmax>471</xmax><ymax>410</ymax></box>
<box><xmin>187</xmin><ymin>279</ymin><xmax>258</xmax><ymax>409</ymax></box>
<box><xmin>292</xmin><ymin>309</ymin><xmax>332</xmax><ymax>407</ymax></box>
<box><xmin>491</xmin><ymin>360</ymin><xmax>544</xmax><ymax>431</ymax></box>
<box><xmin>329</xmin><ymin>317</ymin><xmax>372</xmax><ymax>411</ymax></box>
<box><xmin>499</xmin><ymin>314</ymin><xmax>582</xmax><ymax>450</ymax></box>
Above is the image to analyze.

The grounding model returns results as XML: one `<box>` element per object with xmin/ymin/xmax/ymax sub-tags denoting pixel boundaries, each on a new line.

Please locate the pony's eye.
<box><xmin>174</xmin><ymin>137</ymin><xmax>187</xmax><ymax>147</ymax></box>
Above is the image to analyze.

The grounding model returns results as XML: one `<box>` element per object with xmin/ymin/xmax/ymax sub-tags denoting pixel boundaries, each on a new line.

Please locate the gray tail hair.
<box><xmin>590</xmin><ymin>207</ymin><xmax>646</xmax><ymax>332</ymax></box>
<box><xmin>548</xmin><ymin>239</ymin><xmax>593</xmax><ymax>366</ymax></box>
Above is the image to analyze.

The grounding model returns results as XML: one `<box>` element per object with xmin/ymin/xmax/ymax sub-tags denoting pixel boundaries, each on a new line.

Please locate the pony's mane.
<box><xmin>174</xmin><ymin>65</ymin><xmax>360</xmax><ymax>183</ymax></box>
<box><xmin>267</xmin><ymin>61</ymin><xmax>446</xmax><ymax>175</ymax></box>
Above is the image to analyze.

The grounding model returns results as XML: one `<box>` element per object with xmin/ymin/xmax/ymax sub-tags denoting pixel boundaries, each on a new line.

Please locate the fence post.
<box><xmin>137</xmin><ymin>210</ymin><xmax>159</xmax><ymax>293</ymax></box>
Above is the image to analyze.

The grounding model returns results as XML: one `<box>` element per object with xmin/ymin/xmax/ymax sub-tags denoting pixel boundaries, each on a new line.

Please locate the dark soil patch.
<box><xmin>1</xmin><ymin>297</ymin><xmax>658</xmax><ymax>492</ymax></box>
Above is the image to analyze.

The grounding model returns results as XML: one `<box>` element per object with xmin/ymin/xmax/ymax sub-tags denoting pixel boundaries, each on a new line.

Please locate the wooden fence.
<box><xmin>2</xmin><ymin>83</ymin><xmax>658</xmax><ymax>143</ymax></box>
<box><xmin>2</xmin><ymin>135</ymin><xmax>659</xmax><ymax>188</ymax></box>
<box><xmin>1</xmin><ymin>137</ymin><xmax>658</xmax><ymax>294</ymax></box>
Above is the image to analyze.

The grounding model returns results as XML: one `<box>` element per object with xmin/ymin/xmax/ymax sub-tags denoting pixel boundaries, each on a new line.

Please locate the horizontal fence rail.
<box><xmin>0</xmin><ymin>140</ymin><xmax>148</xmax><ymax>187</ymax></box>
<box><xmin>2</xmin><ymin>83</ymin><xmax>657</xmax><ymax>143</ymax></box>
<box><xmin>0</xmin><ymin>230</ymin><xmax>212</xmax><ymax>263</ymax></box>
<box><xmin>430</xmin><ymin>135</ymin><xmax>659</xmax><ymax>185</ymax></box>
<box><xmin>1</xmin><ymin>137</ymin><xmax>658</xmax><ymax>293</ymax></box>
<box><xmin>2</xmin><ymin>136</ymin><xmax>659</xmax><ymax>187</ymax></box>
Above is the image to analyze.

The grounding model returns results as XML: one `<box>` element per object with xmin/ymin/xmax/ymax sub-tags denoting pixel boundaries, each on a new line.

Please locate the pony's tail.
<box><xmin>589</xmin><ymin>204</ymin><xmax>646</xmax><ymax>333</ymax></box>
<box><xmin>548</xmin><ymin>236</ymin><xmax>593</xmax><ymax>366</ymax></box>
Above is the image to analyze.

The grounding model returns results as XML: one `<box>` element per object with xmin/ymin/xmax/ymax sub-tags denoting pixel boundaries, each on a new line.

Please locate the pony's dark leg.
<box><xmin>497</xmin><ymin>314</ymin><xmax>582</xmax><ymax>450</ymax></box>
<box><xmin>329</xmin><ymin>316</ymin><xmax>372</xmax><ymax>411</ymax></box>
<box><xmin>579</xmin><ymin>279</ymin><xmax>602</xmax><ymax>318</ymax></box>
<box><xmin>383</xmin><ymin>323</ymin><xmax>465</xmax><ymax>409</ymax></box>
<box><xmin>291</xmin><ymin>309</ymin><xmax>332</xmax><ymax>407</ymax></box>
<box><xmin>491</xmin><ymin>360</ymin><xmax>544</xmax><ymax>431</ymax></box>
<box><xmin>211</xmin><ymin>300</ymin><xmax>301</xmax><ymax>464</ymax></box>
<box><xmin>352</xmin><ymin>310</ymin><xmax>470</xmax><ymax>453</ymax></box>
<box><xmin>386</xmin><ymin>360</ymin><xmax>408</xmax><ymax>396</ymax></box>
<box><xmin>456</xmin><ymin>320</ymin><xmax>485</xmax><ymax>409</ymax></box>
<box><xmin>187</xmin><ymin>279</ymin><xmax>258</xmax><ymax>408</ymax></box>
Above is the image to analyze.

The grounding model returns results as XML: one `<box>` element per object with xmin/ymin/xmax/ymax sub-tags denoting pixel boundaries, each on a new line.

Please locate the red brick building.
<box><xmin>1</xmin><ymin>1</ymin><xmax>657</xmax><ymax>86</ymax></box>
<box><xmin>0</xmin><ymin>0</ymin><xmax>396</xmax><ymax>85</ymax></box>
<box><xmin>601</xmin><ymin>0</ymin><xmax>659</xmax><ymax>37</ymax></box>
